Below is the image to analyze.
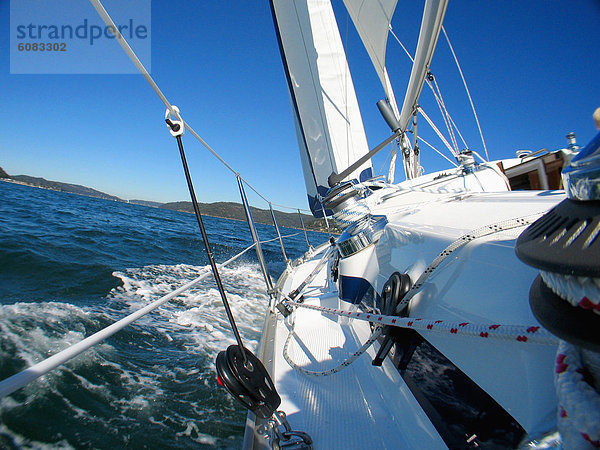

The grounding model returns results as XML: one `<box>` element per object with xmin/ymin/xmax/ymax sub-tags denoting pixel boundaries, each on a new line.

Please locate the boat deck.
<box><xmin>265</xmin><ymin>256</ymin><xmax>446</xmax><ymax>448</ymax></box>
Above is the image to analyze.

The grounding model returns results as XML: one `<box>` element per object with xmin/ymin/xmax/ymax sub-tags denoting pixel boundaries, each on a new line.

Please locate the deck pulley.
<box><xmin>216</xmin><ymin>345</ymin><xmax>281</xmax><ymax>419</ymax></box>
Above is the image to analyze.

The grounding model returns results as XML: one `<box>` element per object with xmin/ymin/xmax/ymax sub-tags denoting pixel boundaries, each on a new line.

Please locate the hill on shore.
<box><xmin>161</xmin><ymin>201</ymin><xmax>335</xmax><ymax>233</ymax></box>
<box><xmin>0</xmin><ymin>166</ymin><xmax>335</xmax><ymax>233</ymax></box>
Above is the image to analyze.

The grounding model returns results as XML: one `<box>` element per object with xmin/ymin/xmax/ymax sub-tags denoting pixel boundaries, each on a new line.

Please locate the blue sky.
<box><xmin>1</xmin><ymin>1</ymin><xmax>599</xmax><ymax>213</ymax></box>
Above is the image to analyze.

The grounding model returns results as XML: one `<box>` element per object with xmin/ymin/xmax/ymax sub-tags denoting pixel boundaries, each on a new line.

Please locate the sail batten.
<box><xmin>271</xmin><ymin>0</ymin><xmax>372</xmax><ymax>217</ymax></box>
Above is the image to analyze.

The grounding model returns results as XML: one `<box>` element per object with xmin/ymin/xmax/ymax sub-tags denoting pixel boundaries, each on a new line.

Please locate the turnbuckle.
<box><xmin>258</xmin><ymin>410</ymin><xmax>313</xmax><ymax>449</ymax></box>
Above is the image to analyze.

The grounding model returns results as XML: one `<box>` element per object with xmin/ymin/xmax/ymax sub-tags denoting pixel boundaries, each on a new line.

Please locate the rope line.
<box><xmin>399</xmin><ymin>214</ymin><xmax>543</xmax><ymax>310</ymax></box>
<box><xmin>431</xmin><ymin>76</ymin><xmax>459</xmax><ymax>154</ymax></box>
<box><xmin>417</xmin><ymin>107</ymin><xmax>457</xmax><ymax>156</ymax></box>
<box><xmin>283</xmin><ymin>314</ymin><xmax>383</xmax><ymax>377</ymax></box>
<box><xmin>541</xmin><ymin>271</ymin><xmax>600</xmax><ymax>314</ymax></box>
<box><xmin>417</xmin><ymin>135</ymin><xmax>459</xmax><ymax>167</ymax></box>
<box><xmin>555</xmin><ymin>341</ymin><xmax>600</xmax><ymax>447</ymax></box>
<box><xmin>289</xmin><ymin>300</ymin><xmax>558</xmax><ymax>346</ymax></box>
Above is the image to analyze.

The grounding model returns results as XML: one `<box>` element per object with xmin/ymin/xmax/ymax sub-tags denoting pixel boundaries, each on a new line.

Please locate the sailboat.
<box><xmin>1</xmin><ymin>0</ymin><xmax>598</xmax><ymax>448</ymax></box>
<box><xmin>217</xmin><ymin>0</ymin><xmax>599</xmax><ymax>448</ymax></box>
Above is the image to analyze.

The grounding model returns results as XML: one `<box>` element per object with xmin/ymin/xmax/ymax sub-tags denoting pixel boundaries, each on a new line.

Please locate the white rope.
<box><xmin>398</xmin><ymin>213</ymin><xmax>544</xmax><ymax>310</ymax></box>
<box><xmin>0</xmin><ymin>244</ymin><xmax>256</xmax><ymax>398</ymax></box>
<box><xmin>333</xmin><ymin>200</ymin><xmax>370</xmax><ymax>228</ymax></box>
<box><xmin>441</xmin><ymin>26</ymin><xmax>489</xmax><ymax>161</ymax></box>
<box><xmin>283</xmin><ymin>315</ymin><xmax>383</xmax><ymax>377</ymax></box>
<box><xmin>555</xmin><ymin>341</ymin><xmax>600</xmax><ymax>447</ymax></box>
<box><xmin>289</xmin><ymin>300</ymin><xmax>557</xmax><ymax>345</ymax></box>
<box><xmin>541</xmin><ymin>271</ymin><xmax>600</xmax><ymax>315</ymax></box>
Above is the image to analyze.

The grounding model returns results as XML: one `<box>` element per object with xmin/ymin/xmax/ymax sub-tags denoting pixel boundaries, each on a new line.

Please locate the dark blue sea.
<box><xmin>0</xmin><ymin>180</ymin><xmax>327</xmax><ymax>449</ymax></box>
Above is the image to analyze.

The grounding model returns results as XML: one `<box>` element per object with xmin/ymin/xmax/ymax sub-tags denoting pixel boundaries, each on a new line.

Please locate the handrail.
<box><xmin>270</xmin><ymin>202</ymin><xmax>288</xmax><ymax>263</ymax></box>
<box><xmin>0</xmin><ymin>0</ymin><xmax>329</xmax><ymax>400</ymax></box>
<box><xmin>0</xmin><ymin>180</ymin><xmax>322</xmax><ymax>399</ymax></box>
<box><xmin>297</xmin><ymin>209</ymin><xmax>311</xmax><ymax>249</ymax></box>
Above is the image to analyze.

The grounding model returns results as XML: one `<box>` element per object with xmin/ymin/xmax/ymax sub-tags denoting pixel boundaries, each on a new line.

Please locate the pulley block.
<box><xmin>216</xmin><ymin>345</ymin><xmax>281</xmax><ymax>419</ymax></box>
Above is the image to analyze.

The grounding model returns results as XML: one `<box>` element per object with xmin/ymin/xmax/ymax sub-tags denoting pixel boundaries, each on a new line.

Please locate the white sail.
<box><xmin>270</xmin><ymin>0</ymin><xmax>373</xmax><ymax>216</ymax></box>
<box><xmin>342</xmin><ymin>0</ymin><xmax>399</xmax><ymax>117</ymax></box>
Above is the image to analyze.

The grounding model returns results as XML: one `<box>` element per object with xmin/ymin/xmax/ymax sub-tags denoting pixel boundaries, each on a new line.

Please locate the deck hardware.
<box><xmin>216</xmin><ymin>344</ymin><xmax>281</xmax><ymax>419</ymax></box>
<box><xmin>276</xmin><ymin>302</ymin><xmax>293</xmax><ymax>317</ymax></box>
<box><xmin>336</xmin><ymin>215</ymin><xmax>388</xmax><ymax>258</ymax></box>
<box><xmin>372</xmin><ymin>272</ymin><xmax>412</xmax><ymax>366</ymax></box>
<box><xmin>258</xmin><ymin>410</ymin><xmax>313</xmax><ymax>449</ymax></box>
<box><xmin>516</xmin><ymin>131</ymin><xmax>600</xmax><ymax>350</ymax></box>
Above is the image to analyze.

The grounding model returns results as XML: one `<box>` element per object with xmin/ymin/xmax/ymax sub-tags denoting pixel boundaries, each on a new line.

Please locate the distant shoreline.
<box><xmin>0</xmin><ymin>173</ymin><xmax>336</xmax><ymax>233</ymax></box>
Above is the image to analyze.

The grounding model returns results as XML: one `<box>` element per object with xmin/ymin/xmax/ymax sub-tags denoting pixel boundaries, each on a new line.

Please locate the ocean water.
<box><xmin>0</xmin><ymin>181</ymin><xmax>327</xmax><ymax>449</ymax></box>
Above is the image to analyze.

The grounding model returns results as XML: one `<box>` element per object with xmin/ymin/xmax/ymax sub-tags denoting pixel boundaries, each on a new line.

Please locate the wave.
<box><xmin>0</xmin><ymin>262</ymin><xmax>269</xmax><ymax>448</ymax></box>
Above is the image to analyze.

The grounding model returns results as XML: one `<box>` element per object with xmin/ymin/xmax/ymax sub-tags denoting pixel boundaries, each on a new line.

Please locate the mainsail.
<box><xmin>270</xmin><ymin>0</ymin><xmax>373</xmax><ymax>216</ymax></box>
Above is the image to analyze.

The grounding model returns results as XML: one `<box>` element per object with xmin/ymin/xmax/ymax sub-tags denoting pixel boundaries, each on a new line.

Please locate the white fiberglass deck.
<box><xmin>270</xmin><ymin>259</ymin><xmax>446</xmax><ymax>448</ymax></box>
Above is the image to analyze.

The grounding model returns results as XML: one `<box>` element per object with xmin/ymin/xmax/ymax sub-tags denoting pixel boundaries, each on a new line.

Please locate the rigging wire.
<box><xmin>0</xmin><ymin>240</ymin><xmax>261</xmax><ymax>398</ymax></box>
<box><xmin>417</xmin><ymin>135</ymin><xmax>459</xmax><ymax>167</ymax></box>
<box><xmin>430</xmin><ymin>75</ymin><xmax>460</xmax><ymax>153</ymax></box>
<box><xmin>441</xmin><ymin>26</ymin><xmax>489</xmax><ymax>160</ymax></box>
<box><xmin>168</xmin><ymin>119</ymin><xmax>249</xmax><ymax>362</ymax></box>
<box><xmin>88</xmin><ymin>0</ymin><xmax>310</xmax><ymax>215</ymax></box>
<box><xmin>417</xmin><ymin>107</ymin><xmax>457</xmax><ymax>156</ymax></box>
<box><xmin>389</xmin><ymin>26</ymin><xmax>459</xmax><ymax>159</ymax></box>
<box><xmin>389</xmin><ymin>25</ymin><xmax>488</xmax><ymax>162</ymax></box>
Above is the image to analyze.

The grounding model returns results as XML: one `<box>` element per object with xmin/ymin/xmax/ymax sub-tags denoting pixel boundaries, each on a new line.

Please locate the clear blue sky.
<box><xmin>1</xmin><ymin>1</ymin><xmax>599</xmax><ymax>213</ymax></box>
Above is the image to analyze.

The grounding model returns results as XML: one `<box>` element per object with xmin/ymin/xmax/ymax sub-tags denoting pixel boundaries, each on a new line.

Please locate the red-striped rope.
<box><xmin>288</xmin><ymin>300</ymin><xmax>558</xmax><ymax>345</ymax></box>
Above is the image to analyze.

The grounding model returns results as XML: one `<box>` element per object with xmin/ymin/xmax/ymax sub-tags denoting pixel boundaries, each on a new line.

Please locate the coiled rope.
<box><xmin>555</xmin><ymin>341</ymin><xmax>600</xmax><ymax>448</ymax></box>
<box><xmin>541</xmin><ymin>271</ymin><xmax>600</xmax><ymax>315</ymax></box>
<box><xmin>536</xmin><ymin>263</ymin><xmax>600</xmax><ymax>447</ymax></box>
<box><xmin>283</xmin><ymin>317</ymin><xmax>383</xmax><ymax>377</ymax></box>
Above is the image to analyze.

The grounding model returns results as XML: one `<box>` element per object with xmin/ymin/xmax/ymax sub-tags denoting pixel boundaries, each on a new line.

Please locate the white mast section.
<box><xmin>342</xmin><ymin>0</ymin><xmax>399</xmax><ymax>118</ymax></box>
<box><xmin>397</xmin><ymin>0</ymin><xmax>448</xmax><ymax>132</ymax></box>
<box><xmin>271</xmin><ymin>0</ymin><xmax>372</xmax><ymax>216</ymax></box>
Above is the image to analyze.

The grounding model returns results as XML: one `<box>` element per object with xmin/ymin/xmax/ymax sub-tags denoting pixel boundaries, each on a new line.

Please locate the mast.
<box><xmin>397</xmin><ymin>0</ymin><xmax>448</xmax><ymax>177</ymax></box>
<box><xmin>270</xmin><ymin>0</ymin><xmax>373</xmax><ymax>216</ymax></box>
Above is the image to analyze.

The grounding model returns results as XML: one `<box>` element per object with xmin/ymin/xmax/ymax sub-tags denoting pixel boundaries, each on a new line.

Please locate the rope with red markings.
<box><xmin>288</xmin><ymin>300</ymin><xmax>558</xmax><ymax>345</ymax></box>
<box><xmin>555</xmin><ymin>341</ymin><xmax>600</xmax><ymax>448</ymax></box>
